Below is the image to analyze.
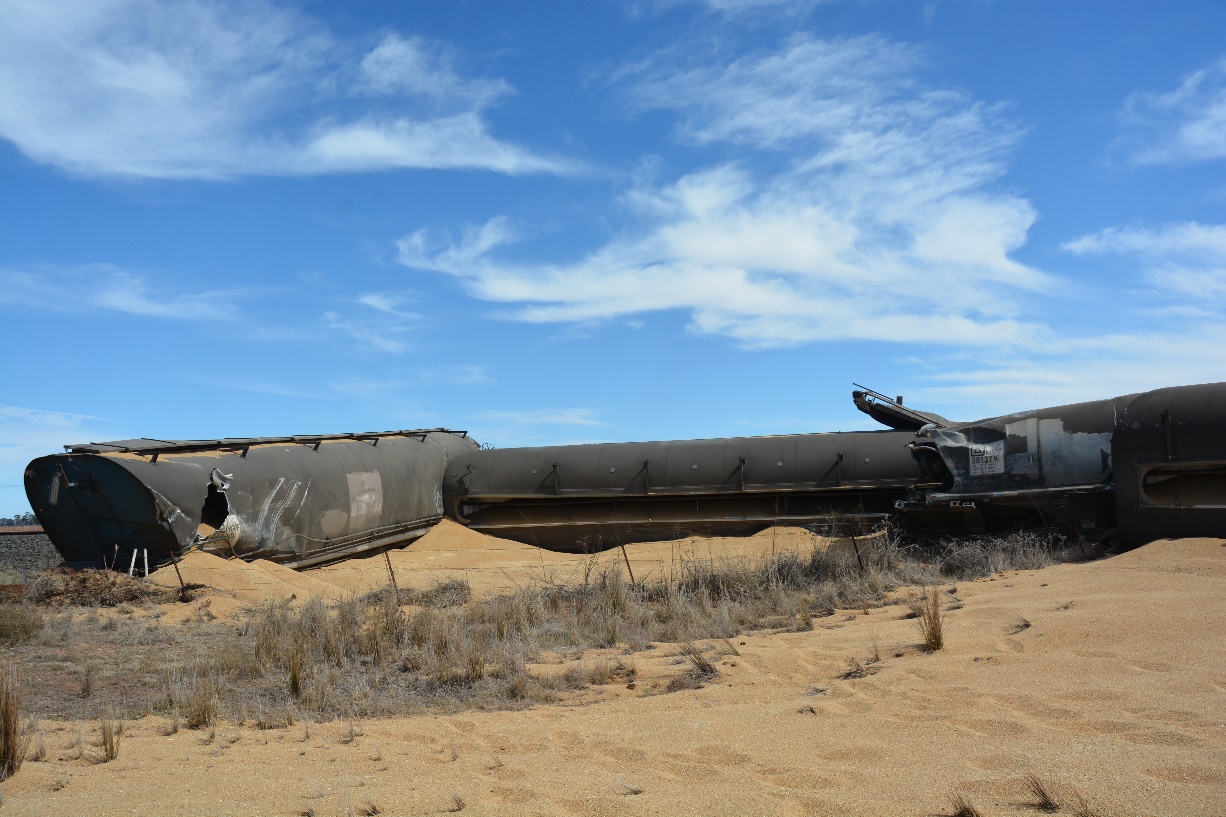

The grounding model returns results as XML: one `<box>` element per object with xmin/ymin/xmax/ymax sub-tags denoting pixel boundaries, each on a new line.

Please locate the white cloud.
<box><xmin>399</xmin><ymin>34</ymin><xmax>1047</xmax><ymax>349</ymax></box>
<box><xmin>911</xmin><ymin>325</ymin><xmax>1226</xmax><ymax>420</ymax></box>
<box><xmin>1064</xmin><ymin>221</ymin><xmax>1226</xmax><ymax>302</ymax></box>
<box><xmin>356</xmin><ymin>291</ymin><xmax>419</xmax><ymax>318</ymax></box>
<box><xmin>0</xmin><ymin>0</ymin><xmax>573</xmax><ymax>179</ymax></box>
<box><xmin>1114</xmin><ymin>55</ymin><xmax>1226</xmax><ymax>166</ymax></box>
<box><xmin>358</xmin><ymin>34</ymin><xmax>511</xmax><ymax>106</ymax></box>
<box><xmin>0</xmin><ymin>264</ymin><xmax>241</xmax><ymax>319</ymax></box>
<box><xmin>322</xmin><ymin>310</ymin><xmax>409</xmax><ymax>354</ymax></box>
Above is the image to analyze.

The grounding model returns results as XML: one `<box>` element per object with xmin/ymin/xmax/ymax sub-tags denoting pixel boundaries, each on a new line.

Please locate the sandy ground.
<box><xmin>2</xmin><ymin>535</ymin><xmax>1224</xmax><ymax>816</ymax></box>
<box><xmin>146</xmin><ymin>520</ymin><xmax>864</xmax><ymax>612</ymax></box>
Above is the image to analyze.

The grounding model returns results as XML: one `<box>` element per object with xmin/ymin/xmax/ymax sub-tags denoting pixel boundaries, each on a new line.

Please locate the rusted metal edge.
<box><xmin>63</xmin><ymin>429</ymin><xmax>468</xmax><ymax>455</ymax></box>
<box><xmin>282</xmin><ymin>521</ymin><xmax>438</xmax><ymax>569</ymax></box>
<box><xmin>921</xmin><ymin>484</ymin><xmax>1112</xmax><ymax>503</ymax></box>
<box><xmin>459</xmin><ymin>481</ymin><xmax>913</xmax><ymax>501</ymax></box>
<box><xmin>466</xmin><ymin>512</ymin><xmax>892</xmax><ymax>531</ymax></box>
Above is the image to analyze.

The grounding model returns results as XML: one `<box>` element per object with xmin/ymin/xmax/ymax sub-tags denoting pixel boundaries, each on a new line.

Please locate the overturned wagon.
<box><xmin>442</xmin><ymin>430</ymin><xmax>919</xmax><ymax>551</ymax></box>
<box><xmin>23</xmin><ymin>430</ymin><xmax>477</xmax><ymax>569</ymax></box>
<box><xmin>21</xmin><ymin>382</ymin><xmax>1226</xmax><ymax>570</ymax></box>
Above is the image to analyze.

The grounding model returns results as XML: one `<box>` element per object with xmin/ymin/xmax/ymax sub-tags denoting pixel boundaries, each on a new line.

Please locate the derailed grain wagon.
<box><xmin>24</xmin><ymin>430</ymin><xmax>477</xmax><ymax>569</ymax></box>
<box><xmin>20</xmin><ymin>382</ymin><xmax>1225</xmax><ymax>570</ymax></box>
<box><xmin>440</xmin><ymin>430</ymin><xmax>920</xmax><ymax>551</ymax></box>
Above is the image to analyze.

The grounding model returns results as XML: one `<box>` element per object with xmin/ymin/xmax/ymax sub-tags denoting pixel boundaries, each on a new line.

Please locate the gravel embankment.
<box><xmin>0</xmin><ymin>532</ymin><xmax>61</xmax><ymax>582</ymax></box>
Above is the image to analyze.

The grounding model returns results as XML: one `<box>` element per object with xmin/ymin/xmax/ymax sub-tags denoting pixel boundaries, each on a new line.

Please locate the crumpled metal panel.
<box><xmin>912</xmin><ymin>397</ymin><xmax>1116</xmax><ymax>495</ymax></box>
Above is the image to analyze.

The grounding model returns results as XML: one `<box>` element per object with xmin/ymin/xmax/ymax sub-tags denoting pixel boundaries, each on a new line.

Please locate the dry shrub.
<box><xmin>916</xmin><ymin>586</ymin><xmax>944</xmax><ymax>651</ymax></box>
<box><xmin>0</xmin><ymin>603</ymin><xmax>42</xmax><ymax>645</ymax></box>
<box><xmin>395</xmin><ymin>579</ymin><xmax>471</xmax><ymax>608</ymax></box>
<box><xmin>937</xmin><ymin>529</ymin><xmax>1063</xmax><ymax>578</ymax></box>
<box><xmin>1</xmin><ymin>662</ymin><xmax>30</xmax><ymax>782</ymax></box>
<box><xmin>25</xmin><ymin>568</ymin><xmax>177</xmax><ymax>607</ymax></box>
<box><xmin>838</xmin><ymin>656</ymin><xmax>878</xmax><ymax>680</ymax></box>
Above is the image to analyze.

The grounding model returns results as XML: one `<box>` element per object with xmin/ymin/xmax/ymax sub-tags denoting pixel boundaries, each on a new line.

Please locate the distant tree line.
<box><xmin>0</xmin><ymin>511</ymin><xmax>37</xmax><ymax>527</ymax></box>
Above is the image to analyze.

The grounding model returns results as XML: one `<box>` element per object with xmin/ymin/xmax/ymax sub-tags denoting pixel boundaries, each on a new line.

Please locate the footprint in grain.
<box><xmin>691</xmin><ymin>745</ymin><xmax>752</xmax><ymax>766</ymax></box>
<box><xmin>1143</xmin><ymin>764</ymin><xmax>1226</xmax><ymax>785</ymax></box>
<box><xmin>968</xmin><ymin>754</ymin><xmax>1024</xmax><ymax>772</ymax></box>
<box><xmin>754</xmin><ymin>767</ymin><xmax>836</xmax><ymax>790</ymax></box>
<box><xmin>951</xmin><ymin>718</ymin><xmax>1030</xmax><ymax>737</ymax></box>
<box><xmin>1121</xmin><ymin>729</ymin><xmax>1201</xmax><ymax>747</ymax></box>
<box><xmin>485</xmin><ymin>785</ymin><xmax>539</xmax><ymax>804</ymax></box>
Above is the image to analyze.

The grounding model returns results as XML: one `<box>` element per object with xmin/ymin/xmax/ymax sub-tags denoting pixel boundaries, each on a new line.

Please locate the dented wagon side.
<box><xmin>24</xmin><ymin>430</ymin><xmax>477</xmax><ymax>569</ymax></box>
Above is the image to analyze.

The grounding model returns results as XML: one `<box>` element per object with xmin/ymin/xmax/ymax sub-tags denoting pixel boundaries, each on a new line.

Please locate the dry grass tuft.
<box><xmin>0</xmin><ymin>603</ymin><xmax>42</xmax><ymax>645</ymax></box>
<box><xmin>179</xmin><ymin>670</ymin><xmax>221</xmax><ymax>730</ymax></box>
<box><xmin>1</xmin><ymin>662</ymin><xmax>31</xmax><ymax>781</ymax></box>
<box><xmin>1</xmin><ymin>525</ymin><xmax>1083</xmax><ymax>725</ymax></box>
<box><xmin>916</xmin><ymin>586</ymin><xmax>944</xmax><ymax>651</ymax></box>
<box><xmin>100</xmin><ymin>711</ymin><xmax>121</xmax><ymax>762</ymax></box>
<box><xmin>1025</xmin><ymin>772</ymin><xmax>1060</xmax><ymax>813</ymax></box>
<box><xmin>1069</xmin><ymin>790</ymin><xmax>1100</xmax><ymax>817</ymax></box>
<box><xmin>678</xmin><ymin>642</ymin><xmax>716</xmax><ymax>678</ymax></box>
<box><xmin>617</xmin><ymin>779</ymin><xmax>644</xmax><ymax>795</ymax></box>
<box><xmin>356</xmin><ymin>800</ymin><xmax>381</xmax><ymax>816</ymax></box>
<box><xmin>447</xmin><ymin>791</ymin><xmax>467</xmax><ymax>812</ymax></box>
<box><xmin>28</xmin><ymin>721</ymin><xmax>46</xmax><ymax>762</ymax></box>
<box><xmin>1009</xmin><ymin>617</ymin><xmax>1032</xmax><ymax>634</ymax></box>
<box><xmin>950</xmin><ymin>793</ymin><xmax>984</xmax><ymax>817</ymax></box>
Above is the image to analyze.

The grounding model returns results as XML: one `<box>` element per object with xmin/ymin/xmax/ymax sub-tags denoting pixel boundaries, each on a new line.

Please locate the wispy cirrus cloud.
<box><xmin>909</xmin><ymin>221</ymin><xmax>1226</xmax><ymax>417</ymax></box>
<box><xmin>0</xmin><ymin>0</ymin><xmax>575</xmax><ymax>179</ymax></box>
<box><xmin>0</xmin><ymin>264</ymin><xmax>243</xmax><ymax>319</ymax></box>
<box><xmin>399</xmin><ymin>34</ymin><xmax>1047</xmax><ymax>349</ymax></box>
<box><xmin>1113</xmin><ymin>54</ymin><xmax>1226</xmax><ymax>166</ymax></box>
<box><xmin>321</xmin><ymin>289</ymin><xmax>428</xmax><ymax>354</ymax></box>
<box><xmin>1064</xmin><ymin>221</ymin><xmax>1226</xmax><ymax>305</ymax></box>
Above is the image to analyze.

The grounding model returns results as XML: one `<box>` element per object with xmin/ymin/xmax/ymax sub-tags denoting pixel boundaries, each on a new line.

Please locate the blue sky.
<box><xmin>2</xmin><ymin>0</ymin><xmax>1225</xmax><ymax>516</ymax></box>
